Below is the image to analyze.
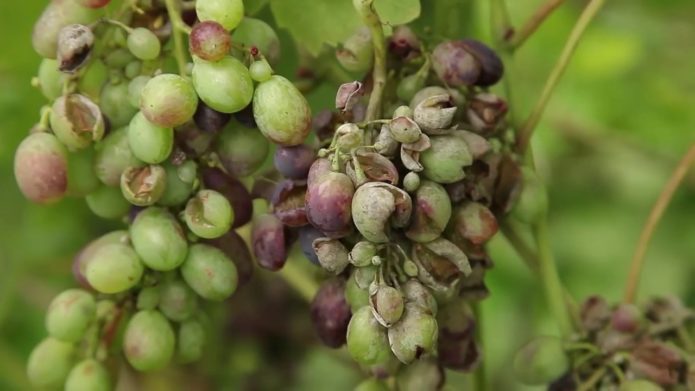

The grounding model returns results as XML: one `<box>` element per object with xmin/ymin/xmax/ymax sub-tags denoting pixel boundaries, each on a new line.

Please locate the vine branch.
<box><xmin>624</xmin><ymin>143</ymin><xmax>695</xmax><ymax>303</ymax></box>
<box><xmin>164</xmin><ymin>0</ymin><xmax>191</xmax><ymax>76</ymax></box>
<box><xmin>516</xmin><ymin>0</ymin><xmax>606</xmax><ymax>153</ymax></box>
<box><xmin>507</xmin><ymin>0</ymin><xmax>565</xmax><ymax>49</ymax></box>
<box><xmin>353</xmin><ymin>0</ymin><xmax>386</xmax><ymax>122</ymax></box>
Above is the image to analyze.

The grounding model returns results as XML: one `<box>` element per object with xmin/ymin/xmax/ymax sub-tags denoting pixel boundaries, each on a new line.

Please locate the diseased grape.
<box><xmin>140</xmin><ymin>74</ymin><xmax>198</xmax><ymax>128</ymax></box>
<box><xmin>192</xmin><ymin>56</ymin><xmax>253</xmax><ymax>114</ymax></box>
<box><xmin>190</xmin><ymin>21</ymin><xmax>231</xmax><ymax>62</ymax></box>
<box><xmin>181</xmin><ymin>244</ymin><xmax>238</xmax><ymax>301</ymax></box>
<box><xmin>64</xmin><ymin>359</ymin><xmax>111</xmax><ymax>391</ymax></box>
<box><xmin>14</xmin><ymin>132</ymin><xmax>69</xmax><ymax>204</ymax></box>
<box><xmin>27</xmin><ymin>337</ymin><xmax>75</xmax><ymax>388</ymax></box>
<box><xmin>124</xmin><ymin>310</ymin><xmax>175</xmax><ymax>371</ymax></box>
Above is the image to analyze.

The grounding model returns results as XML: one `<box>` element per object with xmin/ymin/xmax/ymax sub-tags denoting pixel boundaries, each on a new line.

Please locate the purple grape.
<box><xmin>310</xmin><ymin>278</ymin><xmax>351</xmax><ymax>348</ymax></box>
<box><xmin>305</xmin><ymin>171</ymin><xmax>354</xmax><ymax>238</ymax></box>
<box><xmin>201</xmin><ymin>167</ymin><xmax>253</xmax><ymax>228</ymax></box>
<box><xmin>204</xmin><ymin>230</ymin><xmax>254</xmax><ymax>287</ymax></box>
<box><xmin>274</xmin><ymin>144</ymin><xmax>315</xmax><ymax>180</ymax></box>
<box><xmin>298</xmin><ymin>225</ymin><xmax>323</xmax><ymax>265</ymax></box>
<box><xmin>251</xmin><ymin>213</ymin><xmax>287</xmax><ymax>271</ymax></box>
<box><xmin>193</xmin><ymin>101</ymin><xmax>232</xmax><ymax>133</ymax></box>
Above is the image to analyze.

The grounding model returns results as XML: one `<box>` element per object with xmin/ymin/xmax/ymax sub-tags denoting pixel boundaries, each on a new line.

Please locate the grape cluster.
<box><xmin>251</xmin><ymin>25</ymin><xmax>523</xmax><ymax>385</ymax></box>
<box><xmin>17</xmin><ymin>0</ymin><xmax>311</xmax><ymax>389</ymax></box>
<box><xmin>514</xmin><ymin>296</ymin><xmax>695</xmax><ymax>390</ymax></box>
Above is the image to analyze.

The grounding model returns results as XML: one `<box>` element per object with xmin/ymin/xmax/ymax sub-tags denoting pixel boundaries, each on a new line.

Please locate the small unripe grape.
<box><xmin>85</xmin><ymin>243</ymin><xmax>144</xmax><ymax>294</ymax></box>
<box><xmin>86</xmin><ymin>185</ymin><xmax>130</xmax><ymax>219</ymax></box>
<box><xmin>14</xmin><ymin>132</ymin><xmax>68</xmax><ymax>204</ymax></box>
<box><xmin>181</xmin><ymin>244</ymin><xmax>238</xmax><ymax>301</ymax></box>
<box><xmin>26</xmin><ymin>337</ymin><xmax>75</xmax><ymax>388</ymax></box>
<box><xmin>94</xmin><ymin>127</ymin><xmax>144</xmax><ymax>186</ymax></box>
<box><xmin>77</xmin><ymin>59</ymin><xmax>108</xmax><ymax>100</ymax></box>
<box><xmin>137</xmin><ymin>286</ymin><xmax>160</xmax><ymax>311</ymax></box>
<box><xmin>130</xmin><ymin>207</ymin><xmax>188</xmax><ymax>271</ymax></box>
<box><xmin>104</xmin><ymin>48</ymin><xmax>136</xmax><ymax>70</ymax></box>
<box><xmin>192</xmin><ymin>56</ymin><xmax>253</xmax><ymax>114</ymax></box>
<box><xmin>124</xmin><ymin>60</ymin><xmax>142</xmax><ymax>80</ymax></box>
<box><xmin>232</xmin><ymin>18</ymin><xmax>280</xmax><ymax>65</ymax></box>
<box><xmin>140</xmin><ymin>74</ymin><xmax>198</xmax><ymax>128</ymax></box>
<box><xmin>64</xmin><ymin>359</ymin><xmax>111</xmax><ymax>391</ymax></box>
<box><xmin>127</xmin><ymin>28</ymin><xmax>161</xmax><ymax>60</ymax></box>
<box><xmin>253</xmin><ymin>75</ymin><xmax>312</xmax><ymax>146</ymax></box>
<box><xmin>101</xmin><ymin>81</ymin><xmax>138</xmax><ymax>128</ymax></box>
<box><xmin>216</xmin><ymin>124</ymin><xmax>269</xmax><ymax>177</ymax></box>
<box><xmin>32</xmin><ymin>0</ymin><xmax>101</xmax><ymax>59</ymax></box>
<box><xmin>177</xmin><ymin>317</ymin><xmax>206</xmax><ymax>363</ymax></box>
<box><xmin>249</xmin><ymin>58</ymin><xmax>273</xmax><ymax>82</ymax></box>
<box><xmin>196</xmin><ymin>0</ymin><xmax>244</xmax><ymax>31</ymax></box>
<box><xmin>190</xmin><ymin>21</ymin><xmax>231</xmax><ymax>62</ymax></box>
<box><xmin>184</xmin><ymin>189</ymin><xmax>234</xmax><ymax>239</ymax></box>
<box><xmin>67</xmin><ymin>147</ymin><xmax>100</xmax><ymax>196</ymax></box>
<box><xmin>128</xmin><ymin>75</ymin><xmax>151</xmax><ymax>108</ymax></box>
<box><xmin>158</xmin><ymin>278</ymin><xmax>198</xmax><ymax>321</ymax></box>
<box><xmin>37</xmin><ymin>58</ymin><xmax>65</xmax><ymax>100</ymax></box>
<box><xmin>124</xmin><ymin>310</ymin><xmax>175</xmax><ymax>371</ymax></box>
<box><xmin>201</xmin><ymin>167</ymin><xmax>253</xmax><ymax>228</ymax></box>
<box><xmin>336</xmin><ymin>27</ymin><xmax>373</xmax><ymax>73</ymax></box>
<box><xmin>157</xmin><ymin>162</ymin><xmax>194</xmax><ymax>207</ymax></box>
<box><xmin>346</xmin><ymin>307</ymin><xmax>392</xmax><ymax>366</ymax></box>
<box><xmin>513</xmin><ymin>336</ymin><xmax>568</xmax><ymax>385</ymax></box>
<box><xmin>127</xmin><ymin>112</ymin><xmax>174</xmax><ymax>164</ymax></box>
<box><xmin>45</xmin><ymin>289</ymin><xmax>96</xmax><ymax>342</ymax></box>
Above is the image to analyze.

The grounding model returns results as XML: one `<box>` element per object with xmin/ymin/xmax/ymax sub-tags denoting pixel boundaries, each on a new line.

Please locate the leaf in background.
<box><xmin>374</xmin><ymin>0</ymin><xmax>421</xmax><ymax>25</ymax></box>
<box><xmin>270</xmin><ymin>0</ymin><xmax>421</xmax><ymax>56</ymax></box>
<box><xmin>245</xmin><ymin>0</ymin><xmax>270</xmax><ymax>16</ymax></box>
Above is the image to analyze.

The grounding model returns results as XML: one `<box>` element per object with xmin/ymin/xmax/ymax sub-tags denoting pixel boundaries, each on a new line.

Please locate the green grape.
<box><xmin>192</xmin><ymin>56</ymin><xmax>253</xmax><ymax>114</ymax></box>
<box><xmin>67</xmin><ymin>147</ymin><xmax>100</xmax><ymax>197</ymax></box>
<box><xmin>74</xmin><ymin>231</ymin><xmax>129</xmax><ymax>288</ymax></box>
<box><xmin>137</xmin><ymin>286</ymin><xmax>161</xmax><ymax>310</ymax></box>
<box><xmin>346</xmin><ymin>307</ymin><xmax>392</xmax><ymax>366</ymax></box>
<box><xmin>253</xmin><ymin>75</ymin><xmax>312</xmax><ymax>146</ymax></box>
<box><xmin>65</xmin><ymin>359</ymin><xmax>111</xmax><ymax>391</ymax></box>
<box><xmin>124</xmin><ymin>60</ymin><xmax>142</xmax><ymax>80</ymax></box>
<box><xmin>196</xmin><ymin>0</ymin><xmax>244</xmax><ymax>31</ymax></box>
<box><xmin>158</xmin><ymin>162</ymin><xmax>194</xmax><ymax>207</ymax></box>
<box><xmin>249</xmin><ymin>58</ymin><xmax>273</xmax><ymax>82</ymax></box>
<box><xmin>127</xmin><ymin>75</ymin><xmax>150</xmax><ymax>108</ymax></box>
<box><xmin>355</xmin><ymin>378</ymin><xmax>389</xmax><ymax>391</ymax></box>
<box><xmin>124</xmin><ymin>310</ymin><xmax>175</xmax><ymax>371</ymax></box>
<box><xmin>177</xmin><ymin>317</ymin><xmax>206</xmax><ymax>363</ymax></box>
<box><xmin>345</xmin><ymin>271</ymin><xmax>370</xmax><ymax>312</ymax></box>
<box><xmin>78</xmin><ymin>59</ymin><xmax>108</xmax><ymax>100</ymax></box>
<box><xmin>101</xmin><ymin>81</ymin><xmax>139</xmax><ymax>128</ymax></box>
<box><xmin>85</xmin><ymin>243</ymin><xmax>144</xmax><ymax>294</ymax></box>
<box><xmin>50</xmin><ymin>93</ymin><xmax>105</xmax><ymax>150</ymax></box>
<box><xmin>231</xmin><ymin>18</ymin><xmax>280</xmax><ymax>65</ymax></box>
<box><xmin>45</xmin><ymin>289</ymin><xmax>96</xmax><ymax>342</ymax></box>
<box><xmin>140</xmin><ymin>74</ymin><xmax>198</xmax><ymax>128</ymax></box>
<box><xmin>104</xmin><ymin>47</ymin><xmax>136</xmax><ymax>69</ymax></box>
<box><xmin>26</xmin><ymin>337</ymin><xmax>75</xmax><ymax>388</ymax></box>
<box><xmin>32</xmin><ymin>0</ymin><xmax>101</xmax><ymax>59</ymax></box>
<box><xmin>184</xmin><ymin>190</ymin><xmax>234</xmax><ymax>239</ymax></box>
<box><xmin>86</xmin><ymin>185</ymin><xmax>130</xmax><ymax>219</ymax></box>
<box><xmin>158</xmin><ymin>278</ymin><xmax>198</xmax><ymax>321</ymax></box>
<box><xmin>216</xmin><ymin>124</ymin><xmax>269</xmax><ymax>177</ymax></box>
<box><xmin>120</xmin><ymin>165</ymin><xmax>167</xmax><ymax>206</ymax></box>
<box><xmin>181</xmin><ymin>244</ymin><xmax>238</xmax><ymax>301</ymax></box>
<box><xmin>37</xmin><ymin>58</ymin><xmax>65</xmax><ymax>100</ymax></box>
<box><xmin>127</xmin><ymin>112</ymin><xmax>174</xmax><ymax>164</ymax></box>
<box><xmin>177</xmin><ymin>160</ymin><xmax>198</xmax><ymax>183</ymax></box>
<box><xmin>130</xmin><ymin>207</ymin><xmax>188</xmax><ymax>271</ymax></box>
<box><xmin>127</xmin><ymin>28</ymin><xmax>161</xmax><ymax>60</ymax></box>
<box><xmin>94</xmin><ymin>127</ymin><xmax>144</xmax><ymax>186</ymax></box>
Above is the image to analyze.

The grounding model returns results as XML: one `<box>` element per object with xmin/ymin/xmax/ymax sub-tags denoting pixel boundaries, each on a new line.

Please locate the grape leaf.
<box><xmin>270</xmin><ymin>0</ymin><xmax>421</xmax><ymax>56</ymax></box>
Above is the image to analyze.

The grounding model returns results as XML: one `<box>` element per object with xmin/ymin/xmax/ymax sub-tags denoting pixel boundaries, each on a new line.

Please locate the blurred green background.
<box><xmin>1</xmin><ymin>0</ymin><xmax>694</xmax><ymax>390</ymax></box>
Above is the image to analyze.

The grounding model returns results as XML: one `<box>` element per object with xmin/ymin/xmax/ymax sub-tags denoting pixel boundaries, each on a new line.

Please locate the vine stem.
<box><xmin>507</xmin><ymin>0</ymin><xmax>565</xmax><ymax>49</ymax></box>
<box><xmin>163</xmin><ymin>0</ymin><xmax>191</xmax><ymax>76</ymax></box>
<box><xmin>516</xmin><ymin>0</ymin><xmax>606</xmax><ymax>153</ymax></box>
<box><xmin>353</xmin><ymin>0</ymin><xmax>386</xmax><ymax>122</ymax></box>
<box><xmin>623</xmin><ymin>143</ymin><xmax>695</xmax><ymax>303</ymax></box>
<box><xmin>535</xmin><ymin>219</ymin><xmax>574</xmax><ymax>337</ymax></box>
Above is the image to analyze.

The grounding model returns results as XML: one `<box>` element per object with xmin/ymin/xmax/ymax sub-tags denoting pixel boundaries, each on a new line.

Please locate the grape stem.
<box><xmin>353</xmin><ymin>0</ymin><xmax>387</xmax><ymax>122</ymax></box>
<box><xmin>623</xmin><ymin>143</ymin><xmax>695</xmax><ymax>304</ymax></box>
<box><xmin>164</xmin><ymin>0</ymin><xmax>191</xmax><ymax>76</ymax></box>
<box><xmin>103</xmin><ymin>18</ymin><xmax>134</xmax><ymax>34</ymax></box>
<box><xmin>506</xmin><ymin>0</ymin><xmax>565</xmax><ymax>50</ymax></box>
<box><xmin>515</xmin><ymin>0</ymin><xmax>606</xmax><ymax>154</ymax></box>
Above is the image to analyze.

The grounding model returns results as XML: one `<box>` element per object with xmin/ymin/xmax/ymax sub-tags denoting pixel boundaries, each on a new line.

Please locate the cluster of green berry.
<box><xmin>15</xmin><ymin>0</ymin><xmax>315</xmax><ymax>389</ymax></box>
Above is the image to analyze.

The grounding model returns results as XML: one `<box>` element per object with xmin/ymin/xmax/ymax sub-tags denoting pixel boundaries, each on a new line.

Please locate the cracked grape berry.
<box><xmin>184</xmin><ymin>189</ymin><xmax>234</xmax><ymax>239</ymax></box>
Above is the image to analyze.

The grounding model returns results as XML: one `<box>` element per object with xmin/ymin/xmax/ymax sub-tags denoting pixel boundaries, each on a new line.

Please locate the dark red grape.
<box><xmin>251</xmin><ymin>213</ymin><xmax>287</xmax><ymax>271</ymax></box>
<box><xmin>305</xmin><ymin>172</ymin><xmax>354</xmax><ymax>238</ymax></box>
<box><xmin>310</xmin><ymin>278</ymin><xmax>351</xmax><ymax>348</ymax></box>
<box><xmin>274</xmin><ymin>144</ymin><xmax>315</xmax><ymax>180</ymax></box>
<box><xmin>204</xmin><ymin>230</ymin><xmax>254</xmax><ymax>287</ymax></box>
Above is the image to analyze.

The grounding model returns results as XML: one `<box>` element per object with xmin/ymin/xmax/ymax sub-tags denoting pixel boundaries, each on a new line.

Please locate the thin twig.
<box><xmin>624</xmin><ymin>143</ymin><xmax>695</xmax><ymax>303</ymax></box>
<box><xmin>163</xmin><ymin>0</ymin><xmax>191</xmax><ymax>76</ymax></box>
<box><xmin>500</xmin><ymin>220</ymin><xmax>539</xmax><ymax>272</ymax></box>
<box><xmin>354</xmin><ymin>0</ymin><xmax>386</xmax><ymax>122</ymax></box>
<box><xmin>516</xmin><ymin>0</ymin><xmax>606</xmax><ymax>153</ymax></box>
<box><xmin>508</xmin><ymin>0</ymin><xmax>565</xmax><ymax>49</ymax></box>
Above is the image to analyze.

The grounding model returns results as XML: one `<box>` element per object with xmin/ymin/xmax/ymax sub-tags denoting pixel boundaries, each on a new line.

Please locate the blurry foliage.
<box><xmin>0</xmin><ymin>0</ymin><xmax>694</xmax><ymax>390</ymax></box>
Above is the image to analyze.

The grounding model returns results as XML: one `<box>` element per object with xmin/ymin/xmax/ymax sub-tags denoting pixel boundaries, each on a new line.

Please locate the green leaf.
<box><xmin>375</xmin><ymin>0</ymin><xmax>421</xmax><ymax>25</ymax></box>
<box><xmin>245</xmin><ymin>0</ymin><xmax>269</xmax><ymax>16</ymax></box>
<box><xmin>270</xmin><ymin>0</ymin><xmax>421</xmax><ymax>56</ymax></box>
